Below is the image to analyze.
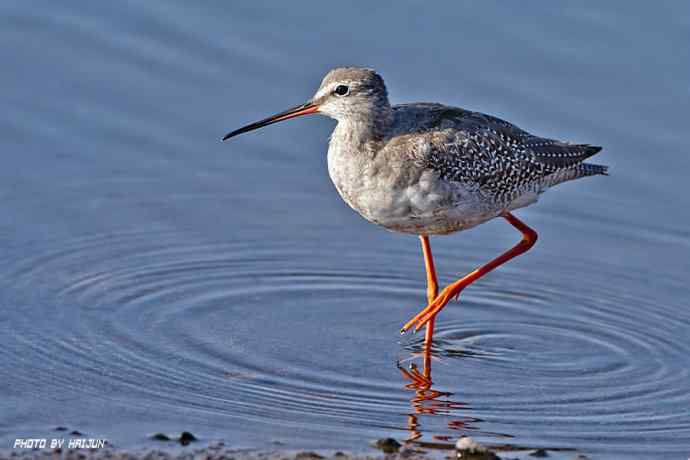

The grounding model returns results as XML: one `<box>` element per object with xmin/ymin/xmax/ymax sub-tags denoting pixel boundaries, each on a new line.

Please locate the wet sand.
<box><xmin>0</xmin><ymin>441</ymin><xmax>589</xmax><ymax>460</ymax></box>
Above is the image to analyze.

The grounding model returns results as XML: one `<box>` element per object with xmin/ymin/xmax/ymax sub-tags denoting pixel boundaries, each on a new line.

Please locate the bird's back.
<box><xmin>385</xmin><ymin>103</ymin><xmax>607</xmax><ymax>206</ymax></box>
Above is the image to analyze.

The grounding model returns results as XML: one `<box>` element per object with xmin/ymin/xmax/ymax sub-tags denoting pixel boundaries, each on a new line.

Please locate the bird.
<box><xmin>222</xmin><ymin>67</ymin><xmax>607</xmax><ymax>350</ymax></box>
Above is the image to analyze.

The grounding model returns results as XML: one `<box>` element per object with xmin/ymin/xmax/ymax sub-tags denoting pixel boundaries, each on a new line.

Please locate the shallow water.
<box><xmin>1</xmin><ymin>2</ymin><xmax>689</xmax><ymax>459</ymax></box>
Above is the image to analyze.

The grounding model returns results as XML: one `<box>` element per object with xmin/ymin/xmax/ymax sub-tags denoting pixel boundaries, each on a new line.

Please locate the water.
<box><xmin>1</xmin><ymin>1</ymin><xmax>689</xmax><ymax>459</ymax></box>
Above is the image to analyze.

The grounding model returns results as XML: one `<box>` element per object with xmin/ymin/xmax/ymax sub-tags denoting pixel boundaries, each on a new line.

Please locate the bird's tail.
<box><xmin>579</xmin><ymin>162</ymin><xmax>609</xmax><ymax>177</ymax></box>
<box><xmin>543</xmin><ymin>162</ymin><xmax>609</xmax><ymax>188</ymax></box>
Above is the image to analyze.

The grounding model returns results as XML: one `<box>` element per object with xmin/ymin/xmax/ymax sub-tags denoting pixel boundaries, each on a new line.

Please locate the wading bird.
<box><xmin>222</xmin><ymin>67</ymin><xmax>607</xmax><ymax>349</ymax></box>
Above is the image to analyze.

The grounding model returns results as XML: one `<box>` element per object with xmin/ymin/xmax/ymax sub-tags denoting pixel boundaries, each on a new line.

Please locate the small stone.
<box><xmin>295</xmin><ymin>453</ymin><xmax>324</xmax><ymax>460</ymax></box>
<box><xmin>373</xmin><ymin>438</ymin><xmax>402</xmax><ymax>454</ymax></box>
<box><xmin>150</xmin><ymin>433</ymin><xmax>171</xmax><ymax>442</ymax></box>
<box><xmin>455</xmin><ymin>437</ymin><xmax>499</xmax><ymax>460</ymax></box>
<box><xmin>179</xmin><ymin>431</ymin><xmax>197</xmax><ymax>446</ymax></box>
<box><xmin>456</xmin><ymin>437</ymin><xmax>485</xmax><ymax>452</ymax></box>
<box><xmin>70</xmin><ymin>430</ymin><xmax>83</xmax><ymax>436</ymax></box>
<box><xmin>55</xmin><ymin>426</ymin><xmax>68</xmax><ymax>432</ymax></box>
<box><xmin>529</xmin><ymin>449</ymin><xmax>548</xmax><ymax>457</ymax></box>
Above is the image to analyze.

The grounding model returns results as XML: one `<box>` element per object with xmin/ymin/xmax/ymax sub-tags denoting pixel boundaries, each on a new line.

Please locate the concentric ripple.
<box><xmin>1</xmin><ymin>222</ymin><xmax>689</xmax><ymax>458</ymax></box>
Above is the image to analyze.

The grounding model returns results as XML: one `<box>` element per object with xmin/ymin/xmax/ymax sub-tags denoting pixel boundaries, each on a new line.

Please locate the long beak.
<box><xmin>222</xmin><ymin>101</ymin><xmax>319</xmax><ymax>141</ymax></box>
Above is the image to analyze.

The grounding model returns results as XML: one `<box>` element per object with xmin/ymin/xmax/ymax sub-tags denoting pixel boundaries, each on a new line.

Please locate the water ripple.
<box><xmin>1</xmin><ymin>224</ymin><xmax>688</xmax><ymax>457</ymax></box>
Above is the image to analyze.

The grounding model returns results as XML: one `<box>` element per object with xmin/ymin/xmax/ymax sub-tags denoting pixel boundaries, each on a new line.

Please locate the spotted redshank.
<box><xmin>222</xmin><ymin>67</ymin><xmax>607</xmax><ymax>349</ymax></box>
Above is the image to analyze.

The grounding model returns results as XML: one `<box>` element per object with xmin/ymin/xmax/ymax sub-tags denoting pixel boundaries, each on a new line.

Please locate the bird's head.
<box><xmin>222</xmin><ymin>67</ymin><xmax>391</xmax><ymax>141</ymax></box>
<box><xmin>311</xmin><ymin>67</ymin><xmax>390</xmax><ymax>121</ymax></box>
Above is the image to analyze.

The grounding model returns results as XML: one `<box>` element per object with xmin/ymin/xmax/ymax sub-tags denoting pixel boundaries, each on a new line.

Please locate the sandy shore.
<box><xmin>0</xmin><ymin>442</ymin><xmax>590</xmax><ymax>460</ymax></box>
<box><xmin>2</xmin><ymin>448</ymin><xmax>437</xmax><ymax>460</ymax></box>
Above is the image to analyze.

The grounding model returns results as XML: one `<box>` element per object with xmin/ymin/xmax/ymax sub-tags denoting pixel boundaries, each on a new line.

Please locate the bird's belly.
<box><xmin>329</xmin><ymin>161</ymin><xmax>500</xmax><ymax>235</ymax></box>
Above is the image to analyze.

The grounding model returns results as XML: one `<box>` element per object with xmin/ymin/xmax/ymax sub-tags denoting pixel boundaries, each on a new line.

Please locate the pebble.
<box><xmin>373</xmin><ymin>438</ymin><xmax>401</xmax><ymax>454</ymax></box>
<box><xmin>455</xmin><ymin>437</ymin><xmax>500</xmax><ymax>460</ymax></box>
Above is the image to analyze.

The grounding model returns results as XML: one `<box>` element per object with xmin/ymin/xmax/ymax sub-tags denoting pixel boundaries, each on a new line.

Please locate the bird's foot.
<box><xmin>401</xmin><ymin>284</ymin><xmax>464</xmax><ymax>335</ymax></box>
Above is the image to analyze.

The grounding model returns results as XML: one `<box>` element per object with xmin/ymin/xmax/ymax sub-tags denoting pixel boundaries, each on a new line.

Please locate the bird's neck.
<box><xmin>332</xmin><ymin>109</ymin><xmax>393</xmax><ymax>151</ymax></box>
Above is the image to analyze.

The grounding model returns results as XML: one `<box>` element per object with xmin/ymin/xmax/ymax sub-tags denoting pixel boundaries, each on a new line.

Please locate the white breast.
<box><xmin>328</xmin><ymin>143</ymin><xmax>500</xmax><ymax>234</ymax></box>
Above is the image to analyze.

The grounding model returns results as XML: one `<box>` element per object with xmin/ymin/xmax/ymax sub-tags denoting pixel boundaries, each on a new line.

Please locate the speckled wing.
<box><xmin>416</xmin><ymin>106</ymin><xmax>606</xmax><ymax>198</ymax></box>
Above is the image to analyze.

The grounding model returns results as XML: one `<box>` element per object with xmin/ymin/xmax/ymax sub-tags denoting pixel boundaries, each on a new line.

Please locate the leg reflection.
<box><xmin>398</xmin><ymin>348</ymin><xmax>476</xmax><ymax>448</ymax></box>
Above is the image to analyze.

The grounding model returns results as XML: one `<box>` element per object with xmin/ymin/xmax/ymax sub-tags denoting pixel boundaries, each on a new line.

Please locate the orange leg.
<box><xmin>402</xmin><ymin>212</ymin><xmax>537</xmax><ymax>334</ymax></box>
<box><xmin>419</xmin><ymin>235</ymin><xmax>439</xmax><ymax>350</ymax></box>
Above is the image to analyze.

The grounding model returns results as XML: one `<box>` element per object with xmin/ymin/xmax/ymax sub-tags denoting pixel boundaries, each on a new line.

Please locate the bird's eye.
<box><xmin>333</xmin><ymin>85</ymin><xmax>349</xmax><ymax>96</ymax></box>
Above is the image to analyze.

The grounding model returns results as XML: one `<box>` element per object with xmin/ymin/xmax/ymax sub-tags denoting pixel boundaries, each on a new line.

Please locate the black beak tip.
<box><xmin>220</xmin><ymin>101</ymin><xmax>316</xmax><ymax>144</ymax></box>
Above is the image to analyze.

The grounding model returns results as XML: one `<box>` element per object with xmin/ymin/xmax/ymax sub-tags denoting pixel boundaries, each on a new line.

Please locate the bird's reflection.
<box><xmin>397</xmin><ymin>342</ymin><xmax>528</xmax><ymax>451</ymax></box>
<box><xmin>398</xmin><ymin>347</ymin><xmax>483</xmax><ymax>448</ymax></box>
<box><xmin>397</xmin><ymin>346</ymin><xmax>575</xmax><ymax>456</ymax></box>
